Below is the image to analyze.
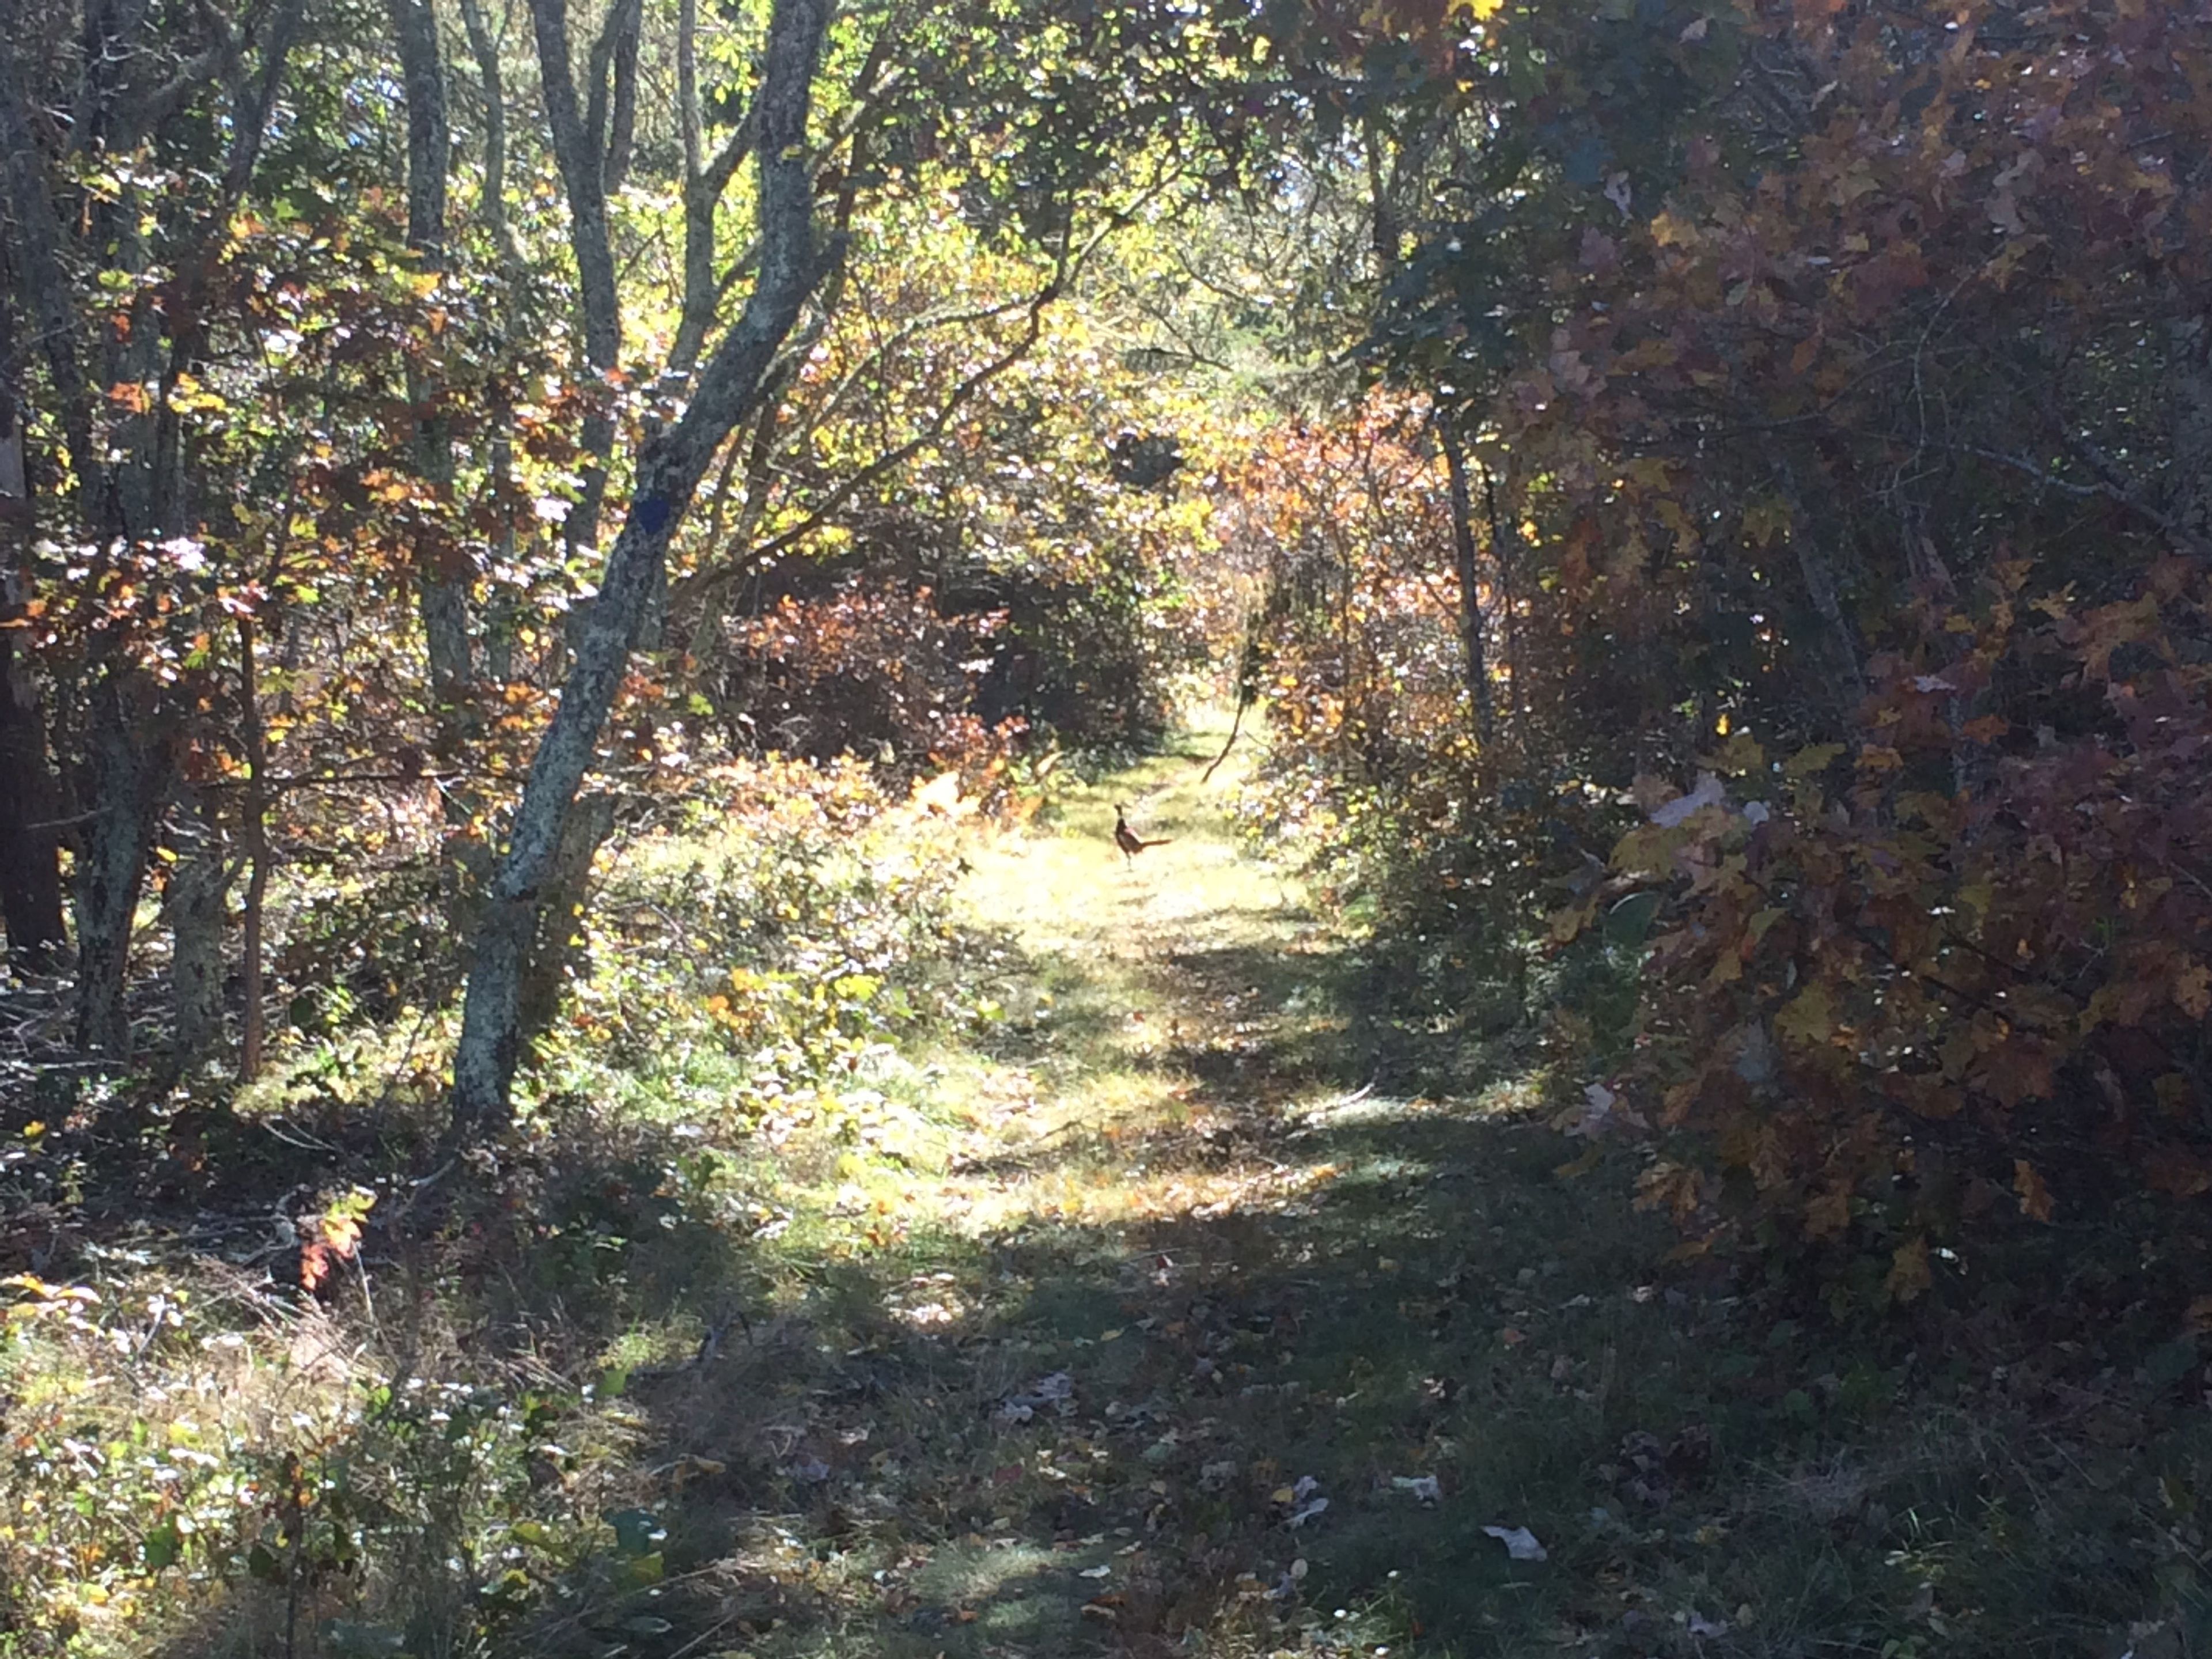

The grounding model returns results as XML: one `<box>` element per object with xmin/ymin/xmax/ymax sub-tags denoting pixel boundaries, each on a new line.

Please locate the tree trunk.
<box><xmin>0</xmin><ymin>298</ymin><xmax>67</xmax><ymax>963</ymax></box>
<box><xmin>2171</xmin><ymin>312</ymin><xmax>2212</xmax><ymax>558</ymax></box>
<box><xmin>1435</xmin><ymin>415</ymin><xmax>1494</xmax><ymax>745</ymax></box>
<box><xmin>0</xmin><ymin>632</ymin><xmax>67</xmax><ymax>964</ymax></box>
<box><xmin>517</xmin><ymin>789</ymin><xmax>615</xmax><ymax>1040</ymax></box>
<box><xmin>0</xmin><ymin>45</ymin><xmax>94</xmax><ymax>529</ymax></box>
<box><xmin>161</xmin><ymin>784</ymin><xmax>230</xmax><ymax>1067</ymax></box>
<box><xmin>388</xmin><ymin>0</ymin><xmax>474</xmax><ymax>715</ymax></box>
<box><xmin>528</xmin><ymin>0</ymin><xmax>624</xmax><ymax>552</ymax></box>
<box><xmin>460</xmin><ymin>0</ymin><xmax>524</xmax><ymax>690</ymax></box>
<box><xmin>1482</xmin><ymin>463</ymin><xmax>1520</xmax><ymax>732</ymax></box>
<box><xmin>73</xmin><ymin>678</ymin><xmax>169</xmax><ymax>1058</ymax></box>
<box><xmin>449</xmin><ymin>0</ymin><xmax>832</xmax><ymax>1142</ymax></box>
<box><xmin>238</xmin><ymin>617</ymin><xmax>272</xmax><ymax>1080</ymax></box>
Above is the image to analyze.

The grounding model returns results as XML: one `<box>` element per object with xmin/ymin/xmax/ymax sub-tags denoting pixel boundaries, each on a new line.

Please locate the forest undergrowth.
<box><xmin>2</xmin><ymin>710</ymin><xmax>2207</xmax><ymax>1659</ymax></box>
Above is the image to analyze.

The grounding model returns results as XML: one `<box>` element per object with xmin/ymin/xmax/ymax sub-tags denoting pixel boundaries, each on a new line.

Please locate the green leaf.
<box><xmin>142</xmin><ymin>1517</ymin><xmax>183</xmax><ymax>1570</ymax></box>
<box><xmin>606</xmin><ymin>1508</ymin><xmax>665</xmax><ymax>1557</ymax></box>
<box><xmin>1601</xmin><ymin>891</ymin><xmax>1661</xmax><ymax>949</ymax></box>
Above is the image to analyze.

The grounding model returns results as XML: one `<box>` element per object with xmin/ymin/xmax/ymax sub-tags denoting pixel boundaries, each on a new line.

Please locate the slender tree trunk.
<box><xmin>450</xmin><ymin>0</ymin><xmax>832</xmax><ymax>1141</ymax></box>
<box><xmin>238</xmin><ymin>617</ymin><xmax>271</xmax><ymax>1080</ymax></box>
<box><xmin>459</xmin><ymin>0</ymin><xmax>514</xmax><ymax>257</ymax></box>
<box><xmin>0</xmin><ymin>44</ymin><xmax>93</xmax><ymax>528</ymax></box>
<box><xmin>2170</xmin><ymin>312</ymin><xmax>2212</xmax><ymax>558</ymax></box>
<box><xmin>460</xmin><ymin>0</ymin><xmax>524</xmax><ymax>690</ymax></box>
<box><xmin>73</xmin><ymin>678</ymin><xmax>169</xmax><ymax>1058</ymax></box>
<box><xmin>1481</xmin><ymin>464</ymin><xmax>1519</xmax><ymax>732</ymax></box>
<box><xmin>1435</xmin><ymin>415</ymin><xmax>1494</xmax><ymax>745</ymax></box>
<box><xmin>161</xmin><ymin>783</ymin><xmax>230</xmax><ymax>1066</ymax></box>
<box><xmin>388</xmin><ymin>0</ymin><xmax>474</xmax><ymax>715</ymax></box>
<box><xmin>528</xmin><ymin>0</ymin><xmax>623</xmax><ymax>552</ymax></box>
<box><xmin>0</xmin><ymin>636</ymin><xmax>67</xmax><ymax>964</ymax></box>
<box><xmin>516</xmin><ymin>789</ymin><xmax>615</xmax><ymax>1040</ymax></box>
<box><xmin>0</xmin><ymin>300</ymin><xmax>67</xmax><ymax>962</ymax></box>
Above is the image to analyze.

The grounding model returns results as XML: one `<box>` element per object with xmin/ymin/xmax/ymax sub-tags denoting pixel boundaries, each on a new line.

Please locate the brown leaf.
<box><xmin>2012</xmin><ymin>1160</ymin><xmax>2054</xmax><ymax>1223</ymax></box>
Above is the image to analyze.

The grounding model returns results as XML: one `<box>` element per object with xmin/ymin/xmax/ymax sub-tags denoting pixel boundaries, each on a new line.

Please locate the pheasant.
<box><xmin>1113</xmin><ymin>804</ymin><xmax>1171</xmax><ymax>866</ymax></box>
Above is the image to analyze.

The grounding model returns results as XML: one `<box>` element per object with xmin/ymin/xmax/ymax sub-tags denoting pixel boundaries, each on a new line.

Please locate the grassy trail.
<box><xmin>10</xmin><ymin>714</ymin><xmax>2171</xmax><ymax>1657</ymax></box>
<box><xmin>608</xmin><ymin>710</ymin><xmax>1767</xmax><ymax>1659</ymax></box>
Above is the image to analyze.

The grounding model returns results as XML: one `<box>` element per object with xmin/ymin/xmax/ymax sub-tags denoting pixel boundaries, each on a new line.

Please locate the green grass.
<box><xmin>4</xmin><ymin>708</ymin><xmax>2207</xmax><ymax>1658</ymax></box>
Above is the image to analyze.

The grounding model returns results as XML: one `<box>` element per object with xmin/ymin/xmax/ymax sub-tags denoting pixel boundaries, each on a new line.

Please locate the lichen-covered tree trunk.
<box><xmin>448</xmin><ymin>0</ymin><xmax>832</xmax><ymax>1141</ymax></box>
<box><xmin>516</xmin><ymin>790</ymin><xmax>616</xmax><ymax>1041</ymax></box>
<box><xmin>161</xmin><ymin>785</ymin><xmax>230</xmax><ymax>1067</ymax></box>
<box><xmin>73</xmin><ymin>679</ymin><xmax>171</xmax><ymax>1058</ymax></box>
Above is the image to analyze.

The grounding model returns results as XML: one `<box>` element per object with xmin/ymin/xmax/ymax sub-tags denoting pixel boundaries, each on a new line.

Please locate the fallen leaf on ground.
<box><xmin>1482</xmin><ymin>1524</ymin><xmax>1547</xmax><ymax>1562</ymax></box>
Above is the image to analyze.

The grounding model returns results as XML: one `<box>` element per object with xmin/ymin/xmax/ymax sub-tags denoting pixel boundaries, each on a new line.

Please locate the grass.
<box><xmin>3</xmin><ymin>708</ymin><xmax>2209</xmax><ymax>1657</ymax></box>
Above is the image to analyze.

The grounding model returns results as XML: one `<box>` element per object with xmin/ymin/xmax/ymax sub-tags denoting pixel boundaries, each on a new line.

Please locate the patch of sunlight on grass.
<box><xmin>1293</xmin><ymin>1087</ymin><xmax>1449</xmax><ymax>1134</ymax></box>
<box><xmin>908</xmin><ymin>1540</ymin><xmax>1065</xmax><ymax>1609</ymax></box>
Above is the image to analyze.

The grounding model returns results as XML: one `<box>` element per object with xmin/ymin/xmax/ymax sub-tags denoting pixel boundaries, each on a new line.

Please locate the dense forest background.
<box><xmin>3</xmin><ymin>0</ymin><xmax>2211</xmax><ymax>1652</ymax></box>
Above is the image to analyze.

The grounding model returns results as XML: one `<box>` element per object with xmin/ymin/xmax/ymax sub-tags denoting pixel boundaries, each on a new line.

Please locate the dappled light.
<box><xmin>5</xmin><ymin>0</ymin><xmax>2212</xmax><ymax>1652</ymax></box>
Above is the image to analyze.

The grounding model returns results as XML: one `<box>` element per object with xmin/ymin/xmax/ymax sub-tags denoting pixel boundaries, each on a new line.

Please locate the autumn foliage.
<box><xmin>1607</xmin><ymin>565</ymin><xmax>2212</xmax><ymax>1297</ymax></box>
<box><xmin>1214</xmin><ymin>0</ymin><xmax>2212</xmax><ymax>1300</ymax></box>
<box><xmin>1468</xmin><ymin>0</ymin><xmax>2212</xmax><ymax>1297</ymax></box>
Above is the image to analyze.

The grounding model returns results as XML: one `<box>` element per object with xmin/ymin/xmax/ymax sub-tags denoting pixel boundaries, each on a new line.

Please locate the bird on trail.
<box><xmin>1113</xmin><ymin>804</ymin><xmax>1172</xmax><ymax>866</ymax></box>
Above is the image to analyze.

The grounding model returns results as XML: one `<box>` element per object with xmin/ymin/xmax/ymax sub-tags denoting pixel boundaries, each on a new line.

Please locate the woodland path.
<box><xmin>615</xmin><ymin>709</ymin><xmax>1694</xmax><ymax>1659</ymax></box>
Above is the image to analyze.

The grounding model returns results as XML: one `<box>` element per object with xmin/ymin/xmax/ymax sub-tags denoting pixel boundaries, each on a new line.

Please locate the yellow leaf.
<box><xmin>1884</xmin><ymin>1236</ymin><xmax>1932</xmax><ymax>1304</ymax></box>
<box><xmin>1554</xmin><ymin>1145</ymin><xmax>1603</xmax><ymax>1179</ymax></box>
<box><xmin>1774</xmin><ymin>982</ymin><xmax>1834</xmax><ymax>1045</ymax></box>
<box><xmin>1783</xmin><ymin>743</ymin><xmax>1844</xmax><ymax>778</ymax></box>
<box><xmin>1547</xmin><ymin>897</ymin><xmax>1596</xmax><ymax>944</ymax></box>
<box><xmin>2175</xmin><ymin>961</ymin><xmax>2212</xmax><ymax>1020</ymax></box>
<box><xmin>1709</xmin><ymin>730</ymin><xmax>1766</xmax><ymax>777</ymax></box>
